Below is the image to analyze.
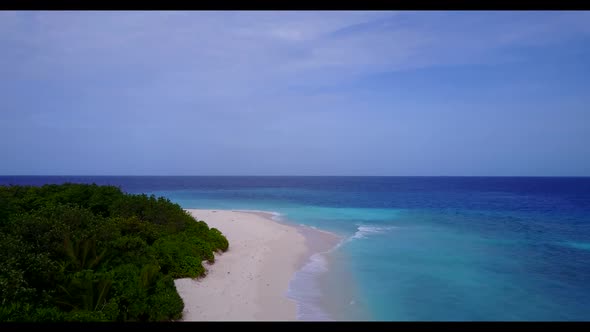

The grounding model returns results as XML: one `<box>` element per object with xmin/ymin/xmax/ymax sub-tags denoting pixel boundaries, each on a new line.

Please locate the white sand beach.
<box><xmin>174</xmin><ymin>209</ymin><xmax>340</xmax><ymax>321</ymax></box>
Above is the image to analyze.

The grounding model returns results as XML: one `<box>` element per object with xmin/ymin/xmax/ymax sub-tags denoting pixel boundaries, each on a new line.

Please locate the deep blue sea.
<box><xmin>2</xmin><ymin>176</ymin><xmax>590</xmax><ymax>321</ymax></box>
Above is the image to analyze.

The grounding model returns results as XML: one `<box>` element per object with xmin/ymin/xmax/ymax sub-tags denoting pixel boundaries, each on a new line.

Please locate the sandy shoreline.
<box><xmin>174</xmin><ymin>209</ymin><xmax>340</xmax><ymax>321</ymax></box>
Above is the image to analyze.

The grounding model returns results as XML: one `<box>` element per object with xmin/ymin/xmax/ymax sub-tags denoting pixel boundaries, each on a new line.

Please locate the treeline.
<box><xmin>0</xmin><ymin>183</ymin><xmax>228</xmax><ymax>322</ymax></box>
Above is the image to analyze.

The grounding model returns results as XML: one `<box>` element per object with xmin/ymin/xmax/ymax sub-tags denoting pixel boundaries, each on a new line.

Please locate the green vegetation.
<box><xmin>0</xmin><ymin>183</ymin><xmax>228</xmax><ymax>322</ymax></box>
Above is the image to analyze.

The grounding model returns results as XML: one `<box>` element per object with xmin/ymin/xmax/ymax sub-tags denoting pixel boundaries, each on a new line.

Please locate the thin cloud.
<box><xmin>1</xmin><ymin>11</ymin><xmax>589</xmax><ymax>175</ymax></box>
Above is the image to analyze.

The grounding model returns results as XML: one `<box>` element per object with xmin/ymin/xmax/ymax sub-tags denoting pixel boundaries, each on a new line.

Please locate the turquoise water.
<box><xmin>146</xmin><ymin>190</ymin><xmax>590</xmax><ymax>320</ymax></box>
<box><xmin>3</xmin><ymin>176</ymin><xmax>590</xmax><ymax>320</ymax></box>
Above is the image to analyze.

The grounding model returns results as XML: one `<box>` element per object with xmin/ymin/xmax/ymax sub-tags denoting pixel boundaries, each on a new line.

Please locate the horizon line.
<box><xmin>1</xmin><ymin>175</ymin><xmax>590</xmax><ymax>178</ymax></box>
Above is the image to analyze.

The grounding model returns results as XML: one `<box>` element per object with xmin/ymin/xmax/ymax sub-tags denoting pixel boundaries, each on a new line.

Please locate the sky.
<box><xmin>1</xmin><ymin>11</ymin><xmax>589</xmax><ymax>176</ymax></box>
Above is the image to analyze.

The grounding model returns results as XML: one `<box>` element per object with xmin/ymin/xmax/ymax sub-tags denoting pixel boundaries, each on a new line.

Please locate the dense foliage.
<box><xmin>0</xmin><ymin>183</ymin><xmax>229</xmax><ymax>322</ymax></box>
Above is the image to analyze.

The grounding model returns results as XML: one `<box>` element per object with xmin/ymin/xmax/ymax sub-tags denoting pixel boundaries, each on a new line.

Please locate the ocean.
<box><xmin>2</xmin><ymin>176</ymin><xmax>590</xmax><ymax>321</ymax></box>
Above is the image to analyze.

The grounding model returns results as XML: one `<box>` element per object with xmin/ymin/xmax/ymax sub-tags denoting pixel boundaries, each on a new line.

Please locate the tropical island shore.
<box><xmin>175</xmin><ymin>209</ymin><xmax>340</xmax><ymax>321</ymax></box>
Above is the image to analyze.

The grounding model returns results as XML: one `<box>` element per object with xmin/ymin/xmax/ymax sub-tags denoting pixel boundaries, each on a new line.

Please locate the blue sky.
<box><xmin>1</xmin><ymin>11</ymin><xmax>589</xmax><ymax>176</ymax></box>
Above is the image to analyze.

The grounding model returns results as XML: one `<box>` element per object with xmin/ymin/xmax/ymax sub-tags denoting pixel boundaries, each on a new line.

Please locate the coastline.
<box><xmin>174</xmin><ymin>209</ymin><xmax>341</xmax><ymax>321</ymax></box>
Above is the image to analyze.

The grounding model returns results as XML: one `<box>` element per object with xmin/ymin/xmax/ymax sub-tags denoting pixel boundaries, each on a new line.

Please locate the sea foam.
<box><xmin>351</xmin><ymin>224</ymin><xmax>397</xmax><ymax>240</ymax></box>
<box><xmin>287</xmin><ymin>252</ymin><xmax>332</xmax><ymax>321</ymax></box>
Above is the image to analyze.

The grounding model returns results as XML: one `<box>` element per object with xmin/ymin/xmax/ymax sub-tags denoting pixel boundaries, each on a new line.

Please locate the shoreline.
<box><xmin>174</xmin><ymin>209</ymin><xmax>341</xmax><ymax>321</ymax></box>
